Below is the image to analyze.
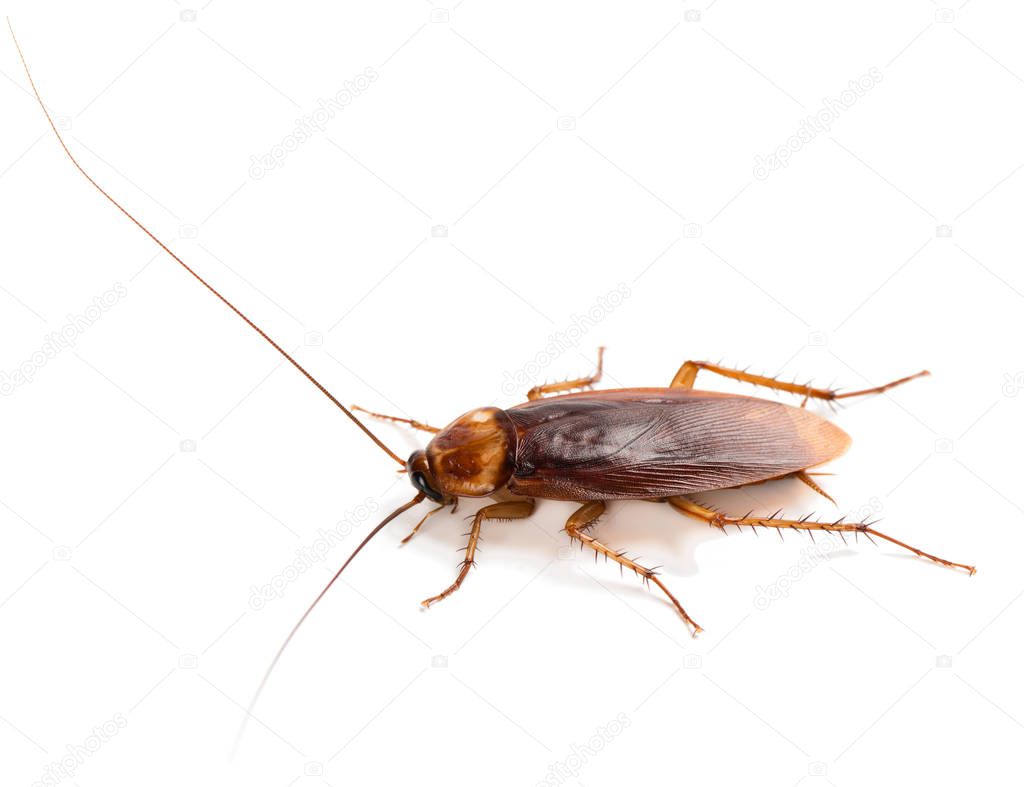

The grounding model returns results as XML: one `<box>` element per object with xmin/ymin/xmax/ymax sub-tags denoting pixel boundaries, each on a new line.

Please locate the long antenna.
<box><xmin>7</xmin><ymin>19</ymin><xmax>405</xmax><ymax>467</ymax></box>
<box><xmin>234</xmin><ymin>491</ymin><xmax>425</xmax><ymax>755</ymax></box>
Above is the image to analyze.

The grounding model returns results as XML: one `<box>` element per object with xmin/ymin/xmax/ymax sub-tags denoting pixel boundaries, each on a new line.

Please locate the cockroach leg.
<box><xmin>565</xmin><ymin>501</ymin><xmax>703</xmax><ymax>635</ymax></box>
<box><xmin>669</xmin><ymin>360</ymin><xmax>930</xmax><ymax>404</ymax></box>
<box><xmin>526</xmin><ymin>347</ymin><xmax>605</xmax><ymax>401</ymax></box>
<box><xmin>666</xmin><ymin>497</ymin><xmax>976</xmax><ymax>575</ymax></box>
<box><xmin>421</xmin><ymin>499</ymin><xmax>536</xmax><ymax>607</ymax></box>
<box><xmin>794</xmin><ymin>470</ymin><xmax>836</xmax><ymax>505</ymax></box>
<box><xmin>351</xmin><ymin>405</ymin><xmax>440</xmax><ymax>434</ymax></box>
<box><xmin>401</xmin><ymin>503</ymin><xmax>448</xmax><ymax>544</ymax></box>
<box><xmin>831</xmin><ymin>371</ymin><xmax>932</xmax><ymax>400</ymax></box>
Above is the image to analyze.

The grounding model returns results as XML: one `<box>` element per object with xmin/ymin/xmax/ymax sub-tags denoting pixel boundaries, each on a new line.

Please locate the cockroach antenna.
<box><xmin>7</xmin><ymin>17</ymin><xmax>433</xmax><ymax>754</ymax></box>
<box><xmin>6</xmin><ymin>18</ymin><xmax>405</xmax><ymax>468</ymax></box>
<box><xmin>234</xmin><ymin>491</ymin><xmax>425</xmax><ymax>756</ymax></box>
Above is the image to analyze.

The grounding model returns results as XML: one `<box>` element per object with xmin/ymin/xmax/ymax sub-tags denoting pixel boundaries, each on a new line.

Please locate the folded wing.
<box><xmin>505</xmin><ymin>389</ymin><xmax>850</xmax><ymax>500</ymax></box>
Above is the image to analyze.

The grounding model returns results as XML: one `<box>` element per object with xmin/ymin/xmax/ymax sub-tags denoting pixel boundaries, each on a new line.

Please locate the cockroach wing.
<box><xmin>504</xmin><ymin>389</ymin><xmax>851</xmax><ymax>501</ymax></box>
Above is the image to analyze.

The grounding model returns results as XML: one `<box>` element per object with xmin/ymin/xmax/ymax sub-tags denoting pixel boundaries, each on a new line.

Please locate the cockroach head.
<box><xmin>408</xmin><ymin>407</ymin><xmax>516</xmax><ymax>501</ymax></box>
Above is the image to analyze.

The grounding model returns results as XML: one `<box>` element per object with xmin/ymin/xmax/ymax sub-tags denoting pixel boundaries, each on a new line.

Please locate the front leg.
<box><xmin>421</xmin><ymin>499</ymin><xmax>536</xmax><ymax>607</ymax></box>
<box><xmin>351</xmin><ymin>404</ymin><xmax>440</xmax><ymax>433</ymax></box>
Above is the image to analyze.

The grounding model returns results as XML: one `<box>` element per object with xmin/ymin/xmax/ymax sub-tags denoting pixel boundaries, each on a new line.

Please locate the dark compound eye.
<box><xmin>411</xmin><ymin>471</ymin><xmax>443</xmax><ymax>502</ymax></box>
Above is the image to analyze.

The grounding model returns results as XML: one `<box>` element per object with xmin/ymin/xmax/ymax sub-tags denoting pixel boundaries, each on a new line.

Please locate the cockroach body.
<box><xmin>388</xmin><ymin>355</ymin><xmax>971</xmax><ymax>630</ymax></box>
<box><xmin>411</xmin><ymin>387</ymin><xmax>850</xmax><ymax>504</ymax></box>
<box><xmin>8</xmin><ymin>22</ymin><xmax>974</xmax><ymax>727</ymax></box>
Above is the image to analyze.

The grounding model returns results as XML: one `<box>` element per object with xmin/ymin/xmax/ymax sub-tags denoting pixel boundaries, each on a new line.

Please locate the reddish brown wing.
<box><xmin>504</xmin><ymin>388</ymin><xmax>851</xmax><ymax>501</ymax></box>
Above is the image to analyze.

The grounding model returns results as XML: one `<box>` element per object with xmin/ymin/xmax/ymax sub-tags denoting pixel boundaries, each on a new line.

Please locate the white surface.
<box><xmin>1</xmin><ymin>3</ymin><xmax>1022</xmax><ymax>786</ymax></box>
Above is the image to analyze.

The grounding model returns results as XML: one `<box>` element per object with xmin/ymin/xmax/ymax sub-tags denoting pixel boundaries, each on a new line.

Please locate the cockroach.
<box><xmin>9</xmin><ymin>22</ymin><xmax>974</xmax><ymax>723</ymax></box>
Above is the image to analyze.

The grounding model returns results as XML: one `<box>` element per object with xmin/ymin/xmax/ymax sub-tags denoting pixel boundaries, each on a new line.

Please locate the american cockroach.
<box><xmin>9</xmin><ymin>21</ymin><xmax>974</xmax><ymax>722</ymax></box>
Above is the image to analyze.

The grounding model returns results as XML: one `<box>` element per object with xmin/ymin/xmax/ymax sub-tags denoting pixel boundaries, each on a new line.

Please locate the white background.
<box><xmin>1</xmin><ymin>2</ymin><xmax>1022</xmax><ymax>786</ymax></box>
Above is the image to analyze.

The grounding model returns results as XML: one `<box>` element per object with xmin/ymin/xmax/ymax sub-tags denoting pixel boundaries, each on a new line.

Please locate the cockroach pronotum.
<box><xmin>9</xmin><ymin>21</ymin><xmax>974</xmax><ymax>726</ymax></box>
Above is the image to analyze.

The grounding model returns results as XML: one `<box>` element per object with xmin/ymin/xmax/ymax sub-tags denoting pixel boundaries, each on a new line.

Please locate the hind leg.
<box><xmin>670</xmin><ymin>360</ymin><xmax>928</xmax><ymax>407</ymax></box>
<box><xmin>667</xmin><ymin>497</ymin><xmax>975</xmax><ymax>574</ymax></box>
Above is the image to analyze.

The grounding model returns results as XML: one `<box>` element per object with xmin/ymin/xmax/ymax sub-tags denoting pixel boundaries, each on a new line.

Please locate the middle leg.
<box><xmin>527</xmin><ymin>347</ymin><xmax>605</xmax><ymax>400</ymax></box>
<box><xmin>565</xmin><ymin>501</ymin><xmax>703</xmax><ymax>634</ymax></box>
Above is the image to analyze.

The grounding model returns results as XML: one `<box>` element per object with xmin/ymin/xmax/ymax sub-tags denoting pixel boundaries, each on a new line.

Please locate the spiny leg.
<box><xmin>666</xmin><ymin>497</ymin><xmax>975</xmax><ymax>574</ymax></box>
<box><xmin>351</xmin><ymin>405</ymin><xmax>440</xmax><ymax>434</ymax></box>
<box><xmin>527</xmin><ymin>347</ymin><xmax>605</xmax><ymax>401</ymax></box>
<box><xmin>421</xmin><ymin>499</ymin><xmax>536</xmax><ymax>607</ymax></box>
<box><xmin>669</xmin><ymin>360</ymin><xmax>929</xmax><ymax>407</ymax></box>
<box><xmin>565</xmin><ymin>501</ymin><xmax>702</xmax><ymax>634</ymax></box>
<box><xmin>795</xmin><ymin>470</ymin><xmax>836</xmax><ymax>505</ymax></box>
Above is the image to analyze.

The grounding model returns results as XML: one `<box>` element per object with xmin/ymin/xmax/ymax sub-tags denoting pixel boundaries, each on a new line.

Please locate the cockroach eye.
<box><xmin>411</xmin><ymin>471</ymin><xmax>444</xmax><ymax>502</ymax></box>
<box><xmin>406</xmin><ymin>449</ymin><xmax>446</xmax><ymax>502</ymax></box>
